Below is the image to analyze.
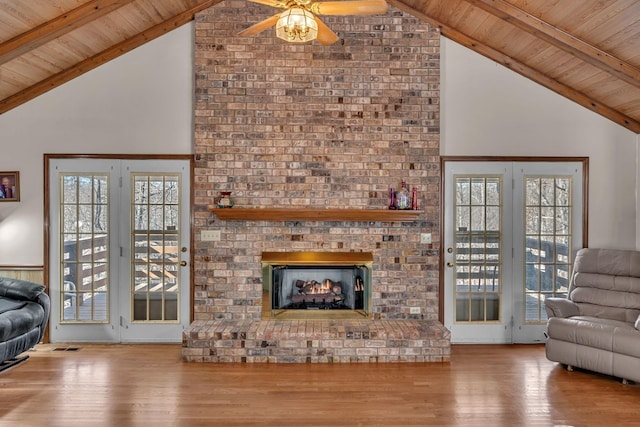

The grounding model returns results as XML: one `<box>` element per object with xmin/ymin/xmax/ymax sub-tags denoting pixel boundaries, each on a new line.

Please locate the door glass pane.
<box><xmin>60</xmin><ymin>174</ymin><xmax>109</xmax><ymax>322</ymax></box>
<box><xmin>454</xmin><ymin>176</ymin><xmax>501</xmax><ymax>323</ymax></box>
<box><xmin>131</xmin><ymin>174</ymin><xmax>181</xmax><ymax>322</ymax></box>
<box><xmin>524</xmin><ymin>176</ymin><xmax>572</xmax><ymax>323</ymax></box>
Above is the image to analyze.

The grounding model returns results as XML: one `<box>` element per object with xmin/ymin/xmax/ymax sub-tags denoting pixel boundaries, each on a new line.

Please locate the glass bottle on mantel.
<box><xmin>395</xmin><ymin>180</ymin><xmax>412</xmax><ymax>210</ymax></box>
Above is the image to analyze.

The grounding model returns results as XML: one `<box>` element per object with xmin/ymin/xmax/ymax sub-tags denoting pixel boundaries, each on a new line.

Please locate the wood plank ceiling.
<box><xmin>1</xmin><ymin>0</ymin><xmax>639</xmax><ymax>133</ymax></box>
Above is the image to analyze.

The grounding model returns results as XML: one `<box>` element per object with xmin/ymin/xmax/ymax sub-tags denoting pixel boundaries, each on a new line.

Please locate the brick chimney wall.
<box><xmin>192</xmin><ymin>1</ymin><xmax>441</xmax><ymax>322</ymax></box>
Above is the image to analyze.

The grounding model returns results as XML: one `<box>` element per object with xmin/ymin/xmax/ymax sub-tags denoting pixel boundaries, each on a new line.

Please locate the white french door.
<box><xmin>443</xmin><ymin>161</ymin><xmax>583</xmax><ymax>344</ymax></box>
<box><xmin>48</xmin><ymin>159</ymin><xmax>191</xmax><ymax>343</ymax></box>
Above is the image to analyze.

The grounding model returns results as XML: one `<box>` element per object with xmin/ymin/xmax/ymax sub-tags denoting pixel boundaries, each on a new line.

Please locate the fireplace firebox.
<box><xmin>262</xmin><ymin>252</ymin><xmax>373</xmax><ymax>320</ymax></box>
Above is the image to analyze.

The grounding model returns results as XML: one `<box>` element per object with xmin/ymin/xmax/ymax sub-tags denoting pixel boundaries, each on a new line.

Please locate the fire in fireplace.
<box><xmin>273</xmin><ymin>266</ymin><xmax>365</xmax><ymax>310</ymax></box>
<box><xmin>262</xmin><ymin>252</ymin><xmax>372</xmax><ymax>320</ymax></box>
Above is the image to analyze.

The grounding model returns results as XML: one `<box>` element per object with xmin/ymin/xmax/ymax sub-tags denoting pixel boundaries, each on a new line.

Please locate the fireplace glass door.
<box><xmin>272</xmin><ymin>266</ymin><xmax>367</xmax><ymax>310</ymax></box>
<box><xmin>262</xmin><ymin>252</ymin><xmax>372</xmax><ymax>319</ymax></box>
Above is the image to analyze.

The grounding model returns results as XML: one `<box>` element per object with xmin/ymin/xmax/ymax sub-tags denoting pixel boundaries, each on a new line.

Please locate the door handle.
<box><xmin>180</xmin><ymin>261</ymin><xmax>187</xmax><ymax>267</ymax></box>
<box><xmin>446</xmin><ymin>262</ymin><xmax>454</xmax><ymax>268</ymax></box>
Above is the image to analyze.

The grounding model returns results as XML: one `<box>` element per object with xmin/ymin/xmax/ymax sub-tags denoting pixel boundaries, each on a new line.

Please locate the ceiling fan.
<box><xmin>239</xmin><ymin>0</ymin><xmax>389</xmax><ymax>45</ymax></box>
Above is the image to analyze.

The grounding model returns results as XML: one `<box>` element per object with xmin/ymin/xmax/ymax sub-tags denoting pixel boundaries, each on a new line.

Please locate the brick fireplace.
<box><xmin>183</xmin><ymin>1</ymin><xmax>450</xmax><ymax>362</ymax></box>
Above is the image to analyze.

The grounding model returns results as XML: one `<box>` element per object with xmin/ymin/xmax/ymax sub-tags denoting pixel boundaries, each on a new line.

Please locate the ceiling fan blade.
<box><xmin>314</xmin><ymin>16</ymin><xmax>340</xmax><ymax>45</ymax></box>
<box><xmin>311</xmin><ymin>0</ymin><xmax>388</xmax><ymax>16</ymax></box>
<box><xmin>246</xmin><ymin>0</ymin><xmax>286</xmax><ymax>8</ymax></box>
<box><xmin>238</xmin><ymin>14</ymin><xmax>281</xmax><ymax>36</ymax></box>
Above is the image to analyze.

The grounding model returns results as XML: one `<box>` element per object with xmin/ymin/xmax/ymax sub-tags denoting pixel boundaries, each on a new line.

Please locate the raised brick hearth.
<box><xmin>184</xmin><ymin>320</ymin><xmax>450</xmax><ymax>363</ymax></box>
<box><xmin>185</xmin><ymin>2</ymin><xmax>448</xmax><ymax>363</ymax></box>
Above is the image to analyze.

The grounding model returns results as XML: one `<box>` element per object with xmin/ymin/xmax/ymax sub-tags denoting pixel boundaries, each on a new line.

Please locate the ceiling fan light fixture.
<box><xmin>275</xmin><ymin>7</ymin><xmax>318</xmax><ymax>43</ymax></box>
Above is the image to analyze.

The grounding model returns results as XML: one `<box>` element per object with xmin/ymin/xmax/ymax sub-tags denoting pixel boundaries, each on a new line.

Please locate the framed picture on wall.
<box><xmin>0</xmin><ymin>171</ymin><xmax>19</xmax><ymax>202</ymax></box>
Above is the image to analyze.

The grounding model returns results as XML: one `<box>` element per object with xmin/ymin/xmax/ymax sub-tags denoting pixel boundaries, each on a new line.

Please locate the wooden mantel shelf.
<box><xmin>209</xmin><ymin>207</ymin><xmax>423</xmax><ymax>222</ymax></box>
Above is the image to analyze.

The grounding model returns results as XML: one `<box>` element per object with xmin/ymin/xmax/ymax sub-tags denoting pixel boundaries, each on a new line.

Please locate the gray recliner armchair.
<box><xmin>545</xmin><ymin>248</ymin><xmax>640</xmax><ymax>383</ymax></box>
<box><xmin>0</xmin><ymin>277</ymin><xmax>50</xmax><ymax>372</ymax></box>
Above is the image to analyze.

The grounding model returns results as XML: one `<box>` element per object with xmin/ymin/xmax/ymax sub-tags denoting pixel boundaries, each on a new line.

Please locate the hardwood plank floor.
<box><xmin>0</xmin><ymin>344</ymin><xmax>638</xmax><ymax>426</ymax></box>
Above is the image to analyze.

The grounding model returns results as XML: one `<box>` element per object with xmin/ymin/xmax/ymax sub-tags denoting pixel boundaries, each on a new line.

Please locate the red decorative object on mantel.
<box><xmin>412</xmin><ymin>187</ymin><xmax>418</xmax><ymax>210</ymax></box>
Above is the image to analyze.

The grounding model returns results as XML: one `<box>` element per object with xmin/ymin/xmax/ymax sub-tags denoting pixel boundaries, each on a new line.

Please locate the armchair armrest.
<box><xmin>0</xmin><ymin>277</ymin><xmax>45</xmax><ymax>301</ymax></box>
<box><xmin>545</xmin><ymin>297</ymin><xmax>579</xmax><ymax>318</ymax></box>
<box><xmin>34</xmin><ymin>291</ymin><xmax>51</xmax><ymax>342</ymax></box>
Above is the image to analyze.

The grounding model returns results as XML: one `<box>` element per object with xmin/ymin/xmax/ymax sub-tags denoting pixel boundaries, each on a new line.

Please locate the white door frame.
<box><xmin>118</xmin><ymin>160</ymin><xmax>191</xmax><ymax>343</ymax></box>
<box><xmin>442</xmin><ymin>157</ymin><xmax>587</xmax><ymax>344</ymax></box>
<box><xmin>443</xmin><ymin>161</ymin><xmax>514</xmax><ymax>343</ymax></box>
<box><xmin>46</xmin><ymin>155</ymin><xmax>192</xmax><ymax>343</ymax></box>
<box><xmin>511</xmin><ymin>162</ymin><xmax>583</xmax><ymax>343</ymax></box>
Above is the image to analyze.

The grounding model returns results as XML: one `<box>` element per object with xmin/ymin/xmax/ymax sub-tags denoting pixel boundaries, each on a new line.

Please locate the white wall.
<box><xmin>0</xmin><ymin>24</ymin><xmax>194</xmax><ymax>266</ymax></box>
<box><xmin>441</xmin><ymin>38</ymin><xmax>639</xmax><ymax>250</ymax></box>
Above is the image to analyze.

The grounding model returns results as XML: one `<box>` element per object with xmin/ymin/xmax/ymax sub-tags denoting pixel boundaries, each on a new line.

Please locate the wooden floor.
<box><xmin>1</xmin><ymin>344</ymin><xmax>638</xmax><ymax>426</ymax></box>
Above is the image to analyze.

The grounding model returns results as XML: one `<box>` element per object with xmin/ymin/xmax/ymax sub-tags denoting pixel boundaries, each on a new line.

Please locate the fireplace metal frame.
<box><xmin>261</xmin><ymin>251</ymin><xmax>373</xmax><ymax>320</ymax></box>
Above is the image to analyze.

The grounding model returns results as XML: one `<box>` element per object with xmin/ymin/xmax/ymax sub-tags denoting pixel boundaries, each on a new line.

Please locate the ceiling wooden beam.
<box><xmin>0</xmin><ymin>0</ymin><xmax>222</xmax><ymax>115</ymax></box>
<box><xmin>461</xmin><ymin>0</ymin><xmax>640</xmax><ymax>90</ymax></box>
<box><xmin>0</xmin><ymin>0</ymin><xmax>136</xmax><ymax>66</ymax></box>
<box><xmin>387</xmin><ymin>0</ymin><xmax>640</xmax><ymax>133</ymax></box>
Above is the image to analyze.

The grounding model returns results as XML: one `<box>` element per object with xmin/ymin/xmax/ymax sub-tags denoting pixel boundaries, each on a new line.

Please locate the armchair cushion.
<box><xmin>0</xmin><ymin>297</ymin><xmax>27</xmax><ymax>315</ymax></box>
